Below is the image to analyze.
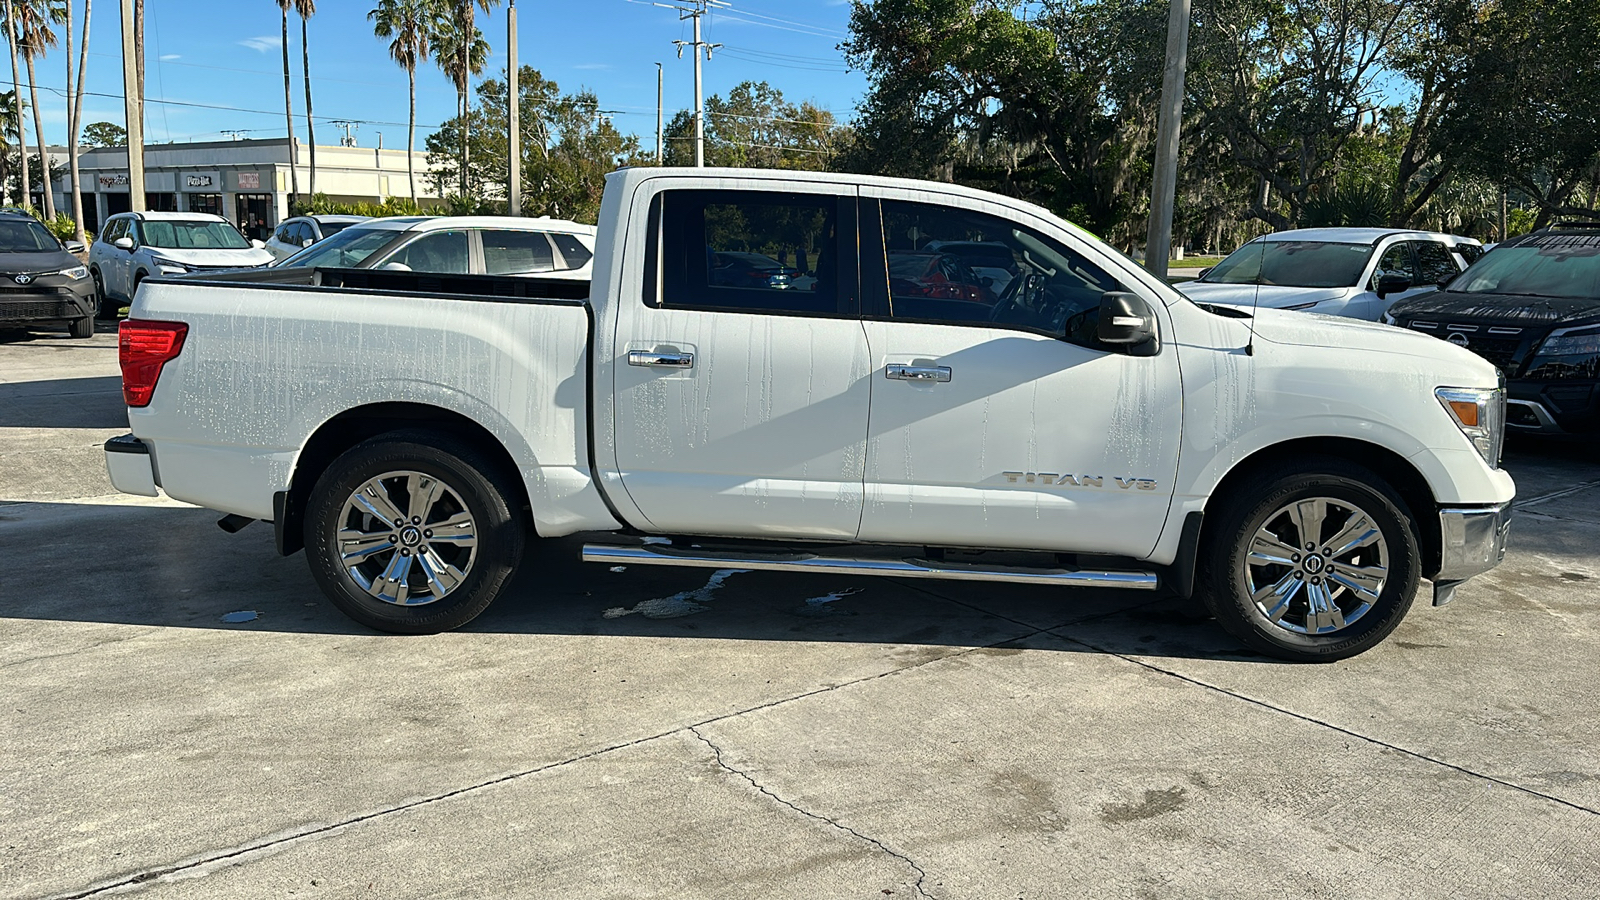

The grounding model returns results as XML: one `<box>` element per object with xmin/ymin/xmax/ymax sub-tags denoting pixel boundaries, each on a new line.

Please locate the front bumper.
<box><xmin>1432</xmin><ymin>502</ymin><xmax>1513</xmax><ymax>605</ymax></box>
<box><xmin>0</xmin><ymin>286</ymin><xmax>96</xmax><ymax>324</ymax></box>
<box><xmin>1508</xmin><ymin>379</ymin><xmax>1599</xmax><ymax>436</ymax></box>
<box><xmin>105</xmin><ymin>434</ymin><xmax>159</xmax><ymax>497</ymax></box>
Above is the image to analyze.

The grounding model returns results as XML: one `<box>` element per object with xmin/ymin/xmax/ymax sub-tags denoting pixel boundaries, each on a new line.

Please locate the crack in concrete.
<box><xmin>689</xmin><ymin>726</ymin><xmax>934</xmax><ymax>899</ymax></box>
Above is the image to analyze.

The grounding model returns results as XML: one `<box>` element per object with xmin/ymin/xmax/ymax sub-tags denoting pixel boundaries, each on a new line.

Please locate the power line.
<box><xmin>718</xmin><ymin>48</ymin><xmax>847</xmax><ymax>73</ymax></box>
<box><xmin>711</xmin><ymin>5</ymin><xmax>848</xmax><ymax>39</ymax></box>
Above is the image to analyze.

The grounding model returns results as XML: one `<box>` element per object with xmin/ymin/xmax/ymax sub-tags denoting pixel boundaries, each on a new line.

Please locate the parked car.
<box><xmin>710</xmin><ymin>251</ymin><xmax>798</xmax><ymax>290</ymax></box>
<box><xmin>263</xmin><ymin>215</ymin><xmax>370</xmax><ymax>262</ymax></box>
<box><xmin>105</xmin><ymin>166</ymin><xmax>1514</xmax><ymax>662</ymax></box>
<box><xmin>1386</xmin><ymin>221</ymin><xmax>1600</xmax><ymax>437</ymax></box>
<box><xmin>271</xmin><ymin>215</ymin><xmax>597</xmax><ymax>280</ymax></box>
<box><xmin>888</xmin><ymin>250</ymin><xmax>995</xmax><ymax>304</ymax></box>
<box><xmin>923</xmin><ymin>239</ymin><xmax>1021</xmax><ymax>295</ymax></box>
<box><xmin>1179</xmin><ymin>228</ymin><xmax>1482</xmax><ymax>321</ymax></box>
<box><xmin>0</xmin><ymin>208</ymin><xmax>95</xmax><ymax>338</ymax></box>
<box><xmin>89</xmin><ymin>212</ymin><xmax>274</xmax><ymax>318</ymax></box>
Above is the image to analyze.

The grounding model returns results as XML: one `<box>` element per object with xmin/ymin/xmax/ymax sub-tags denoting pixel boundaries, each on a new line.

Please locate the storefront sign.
<box><xmin>97</xmin><ymin>174</ymin><xmax>130</xmax><ymax>189</ymax></box>
<box><xmin>186</xmin><ymin>174</ymin><xmax>215</xmax><ymax>188</ymax></box>
<box><xmin>237</xmin><ymin>172</ymin><xmax>261</xmax><ymax>190</ymax></box>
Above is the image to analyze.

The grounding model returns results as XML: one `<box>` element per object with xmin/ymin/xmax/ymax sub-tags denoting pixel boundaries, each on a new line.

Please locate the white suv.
<box><xmin>89</xmin><ymin>212</ymin><xmax>275</xmax><ymax>317</ymax></box>
<box><xmin>271</xmin><ymin>215</ymin><xmax>597</xmax><ymax>280</ymax></box>
<box><xmin>262</xmin><ymin>215</ymin><xmax>371</xmax><ymax>262</ymax></box>
<box><xmin>1179</xmin><ymin>227</ymin><xmax>1484</xmax><ymax>321</ymax></box>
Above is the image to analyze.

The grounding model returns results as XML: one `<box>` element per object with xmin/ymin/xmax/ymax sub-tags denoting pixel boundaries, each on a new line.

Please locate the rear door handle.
<box><xmin>885</xmin><ymin>364</ymin><xmax>951</xmax><ymax>383</ymax></box>
<box><xmin>628</xmin><ymin>350</ymin><xmax>695</xmax><ymax>368</ymax></box>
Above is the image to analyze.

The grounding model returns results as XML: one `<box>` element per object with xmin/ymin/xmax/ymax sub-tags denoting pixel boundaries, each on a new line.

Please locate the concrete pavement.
<box><xmin>2</xmin><ymin>323</ymin><xmax>1599</xmax><ymax>899</ymax></box>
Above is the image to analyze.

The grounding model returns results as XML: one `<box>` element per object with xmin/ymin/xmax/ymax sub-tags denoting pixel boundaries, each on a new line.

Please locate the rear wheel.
<box><xmin>303</xmin><ymin>432</ymin><xmax>525</xmax><ymax>634</ymax></box>
<box><xmin>92</xmin><ymin>270</ymin><xmax>119</xmax><ymax>319</ymax></box>
<box><xmin>1197</xmin><ymin>459</ymin><xmax>1420</xmax><ymax>662</ymax></box>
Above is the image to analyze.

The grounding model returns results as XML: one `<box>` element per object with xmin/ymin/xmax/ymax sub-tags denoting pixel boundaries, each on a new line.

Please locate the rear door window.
<box><xmin>481</xmin><ymin>230</ymin><xmax>556</xmax><ymax>275</ymax></box>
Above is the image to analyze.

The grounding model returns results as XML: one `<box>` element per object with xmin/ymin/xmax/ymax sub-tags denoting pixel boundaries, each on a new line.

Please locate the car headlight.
<box><xmin>1436</xmin><ymin>384</ymin><xmax>1506</xmax><ymax>469</ymax></box>
<box><xmin>58</xmin><ymin>265</ymin><xmax>89</xmax><ymax>280</ymax></box>
<box><xmin>149</xmin><ymin>256</ymin><xmax>190</xmax><ymax>273</ymax></box>
<box><xmin>1532</xmin><ymin>323</ymin><xmax>1600</xmax><ymax>358</ymax></box>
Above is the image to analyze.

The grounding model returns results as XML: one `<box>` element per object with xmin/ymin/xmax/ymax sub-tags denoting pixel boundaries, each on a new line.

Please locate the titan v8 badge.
<box><xmin>1001</xmin><ymin>472</ymin><xmax>1158</xmax><ymax>491</ymax></box>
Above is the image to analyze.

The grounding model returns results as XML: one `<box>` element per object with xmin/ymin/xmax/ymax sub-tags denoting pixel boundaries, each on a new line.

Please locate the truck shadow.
<box><xmin>5</xmin><ymin>500</ymin><xmax>1283</xmax><ymax>664</ymax></box>
<box><xmin>0</xmin><ymin>375</ymin><xmax>127</xmax><ymax>429</ymax></box>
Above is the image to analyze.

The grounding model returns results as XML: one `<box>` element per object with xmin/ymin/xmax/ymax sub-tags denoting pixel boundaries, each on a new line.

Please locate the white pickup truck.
<box><xmin>104</xmin><ymin>167</ymin><xmax>1514</xmax><ymax>661</ymax></box>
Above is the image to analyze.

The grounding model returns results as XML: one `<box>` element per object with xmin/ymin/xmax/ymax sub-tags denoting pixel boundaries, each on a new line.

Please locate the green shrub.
<box><xmin>290</xmin><ymin>193</ymin><xmax>433</xmax><ymax>218</ymax></box>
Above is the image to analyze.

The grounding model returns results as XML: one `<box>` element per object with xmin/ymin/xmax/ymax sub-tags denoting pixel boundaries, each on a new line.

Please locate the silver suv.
<box><xmin>89</xmin><ymin>212</ymin><xmax>275</xmax><ymax>317</ymax></box>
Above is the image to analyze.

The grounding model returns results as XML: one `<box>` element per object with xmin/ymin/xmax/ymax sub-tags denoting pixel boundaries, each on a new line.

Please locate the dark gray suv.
<box><xmin>0</xmin><ymin>211</ymin><xmax>96</xmax><ymax>338</ymax></box>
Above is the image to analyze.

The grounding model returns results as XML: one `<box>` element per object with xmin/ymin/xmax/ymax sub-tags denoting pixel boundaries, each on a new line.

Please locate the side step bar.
<box><xmin>581</xmin><ymin>543</ymin><xmax>1160</xmax><ymax>590</ymax></box>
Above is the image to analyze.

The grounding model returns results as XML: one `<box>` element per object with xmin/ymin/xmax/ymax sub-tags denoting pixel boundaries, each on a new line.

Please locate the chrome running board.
<box><xmin>581</xmin><ymin>543</ymin><xmax>1160</xmax><ymax>590</ymax></box>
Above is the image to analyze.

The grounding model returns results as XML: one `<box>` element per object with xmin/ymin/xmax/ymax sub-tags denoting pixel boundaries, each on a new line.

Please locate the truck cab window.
<box><xmin>655</xmin><ymin>189</ymin><xmax>847</xmax><ymax>315</ymax></box>
<box><xmin>874</xmin><ymin>199</ymin><xmax>1122</xmax><ymax>346</ymax></box>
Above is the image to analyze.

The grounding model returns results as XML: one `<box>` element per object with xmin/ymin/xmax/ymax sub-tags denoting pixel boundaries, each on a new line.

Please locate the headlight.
<box><xmin>1436</xmin><ymin>384</ymin><xmax>1506</xmax><ymax>469</ymax></box>
<box><xmin>150</xmin><ymin>256</ymin><xmax>190</xmax><ymax>273</ymax></box>
<box><xmin>1282</xmin><ymin>300</ymin><xmax>1319</xmax><ymax>311</ymax></box>
<box><xmin>58</xmin><ymin>265</ymin><xmax>89</xmax><ymax>280</ymax></box>
<box><xmin>1532</xmin><ymin>324</ymin><xmax>1600</xmax><ymax>358</ymax></box>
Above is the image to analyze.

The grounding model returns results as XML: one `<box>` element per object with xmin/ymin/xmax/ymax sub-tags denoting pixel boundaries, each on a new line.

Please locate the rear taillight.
<box><xmin>119</xmin><ymin>319</ymin><xmax>188</xmax><ymax>407</ymax></box>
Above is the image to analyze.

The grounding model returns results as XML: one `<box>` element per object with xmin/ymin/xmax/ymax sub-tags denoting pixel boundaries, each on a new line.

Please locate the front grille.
<box><xmin>1460</xmin><ymin>336</ymin><xmax>1521</xmax><ymax>371</ymax></box>
<box><xmin>0</xmin><ymin>285</ymin><xmax>68</xmax><ymax>295</ymax></box>
<box><xmin>0</xmin><ymin>300</ymin><xmax>73</xmax><ymax>320</ymax></box>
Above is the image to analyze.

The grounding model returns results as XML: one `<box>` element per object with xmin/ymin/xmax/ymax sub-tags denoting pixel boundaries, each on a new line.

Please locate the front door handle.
<box><xmin>628</xmin><ymin>350</ymin><xmax>695</xmax><ymax>368</ymax></box>
<box><xmin>885</xmin><ymin>364</ymin><xmax>951</xmax><ymax>383</ymax></box>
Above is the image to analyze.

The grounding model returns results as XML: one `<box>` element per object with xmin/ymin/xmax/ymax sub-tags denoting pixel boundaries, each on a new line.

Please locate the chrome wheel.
<box><xmin>336</xmin><ymin>470</ymin><xmax>478</xmax><ymax>606</ymax></box>
<box><xmin>1245</xmin><ymin>496</ymin><xmax>1389</xmax><ymax>636</ymax></box>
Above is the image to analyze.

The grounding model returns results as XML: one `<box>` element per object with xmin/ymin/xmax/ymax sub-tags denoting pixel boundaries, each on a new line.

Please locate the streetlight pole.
<box><xmin>120</xmin><ymin>0</ymin><xmax>145</xmax><ymax>212</ymax></box>
<box><xmin>656</xmin><ymin>62</ymin><xmax>664</xmax><ymax>165</ymax></box>
<box><xmin>508</xmin><ymin>0</ymin><xmax>521</xmax><ymax>216</ymax></box>
<box><xmin>1144</xmin><ymin>0</ymin><xmax>1190</xmax><ymax>280</ymax></box>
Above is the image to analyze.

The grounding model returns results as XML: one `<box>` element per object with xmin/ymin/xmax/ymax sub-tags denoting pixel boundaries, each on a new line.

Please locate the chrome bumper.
<box><xmin>1432</xmin><ymin>502</ymin><xmax>1513</xmax><ymax>605</ymax></box>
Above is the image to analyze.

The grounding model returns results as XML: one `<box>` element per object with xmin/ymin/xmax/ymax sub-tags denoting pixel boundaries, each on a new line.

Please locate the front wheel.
<box><xmin>68</xmin><ymin>316</ymin><xmax>94</xmax><ymax>338</ymax></box>
<box><xmin>303</xmin><ymin>432</ymin><xmax>526</xmax><ymax>634</ymax></box>
<box><xmin>1197</xmin><ymin>459</ymin><xmax>1420</xmax><ymax>662</ymax></box>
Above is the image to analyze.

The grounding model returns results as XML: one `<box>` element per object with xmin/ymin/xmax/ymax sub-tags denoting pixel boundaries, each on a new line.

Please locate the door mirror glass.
<box><xmin>1097</xmin><ymin>291</ymin><xmax>1158</xmax><ymax>353</ymax></box>
<box><xmin>1375</xmin><ymin>273</ymin><xmax>1412</xmax><ymax>298</ymax></box>
<box><xmin>113</xmin><ymin>236</ymin><xmax>135</xmax><ymax>251</ymax></box>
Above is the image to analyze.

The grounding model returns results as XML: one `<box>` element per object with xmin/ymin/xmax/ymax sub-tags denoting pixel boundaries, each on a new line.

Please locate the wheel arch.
<box><xmin>1203</xmin><ymin>436</ymin><xmax>1441</xmax><ymax>578</ymax></box>
<box><xmin>275</xmin><ymin>401</ymin><xmax>533</xmax><ymax>556</ymax></box>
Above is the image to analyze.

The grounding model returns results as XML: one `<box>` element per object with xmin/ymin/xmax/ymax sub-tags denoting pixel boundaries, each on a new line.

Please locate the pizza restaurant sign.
<box><xmin>186</xmin><ymin>174</ymin><xmax>215</xmax><ymax>188</ymax></box>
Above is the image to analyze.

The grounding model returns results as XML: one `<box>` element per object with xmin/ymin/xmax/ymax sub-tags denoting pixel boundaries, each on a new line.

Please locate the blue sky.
<box><xmin>12</xmin><ymin>0</ymin><xmax>866</xmax><ymax>151</ymax></box>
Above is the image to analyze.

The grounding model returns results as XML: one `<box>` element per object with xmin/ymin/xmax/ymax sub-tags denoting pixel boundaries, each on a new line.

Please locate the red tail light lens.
<box><xmin>119</xmin><ymin>319</ymin><xmax>188</xmax><ymax>407</ymax></box>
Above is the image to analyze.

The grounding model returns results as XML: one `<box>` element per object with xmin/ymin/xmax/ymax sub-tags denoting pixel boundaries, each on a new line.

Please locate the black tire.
<box><xmin>303</xmin><ymin>431</ymin><xmax>526</xmax><ymax>634</ymax></box>
<box><xmin>1196</xmin><ymin>457</ymin><xmax>1420</xmax><ymax>662</ymax></box>
<box><xmin>92</xmin><ymin>270</ymin><xmax>119</xmax><ymax>319</ymax></box>
<box><xmin>67</xmin><ymin>316</ymin><xmax>94</xmax><ymax>339</ymax></box>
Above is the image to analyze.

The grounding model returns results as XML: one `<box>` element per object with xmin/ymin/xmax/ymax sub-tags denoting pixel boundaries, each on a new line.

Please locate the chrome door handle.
<box><xmin>885</xmin><ymin>364</ymin><xmax>951</xmax><ymax>383</ymax></box>
<box><xmin>629</xmin><ymin>350</ymin><xmax>695</xmax><ymax>368</ymax></box>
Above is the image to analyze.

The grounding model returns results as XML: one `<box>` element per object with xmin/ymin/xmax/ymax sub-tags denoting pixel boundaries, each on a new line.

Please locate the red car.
<box><xmin>888</xmin><ymin>251</ymin><xmax>995</xmax><ymax>304</ymax></box>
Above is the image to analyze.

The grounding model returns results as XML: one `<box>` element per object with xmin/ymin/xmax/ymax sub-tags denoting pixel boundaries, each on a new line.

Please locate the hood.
<box><xmin>1388</xmin><ymin>289</ymin><xmax>1600</xmax><ymax>328</ymax></box>
<box><xmin>0</xmin><ymin>249</ymin><xmax>80</xmax><ymax>274</ymax></box>
<box><xmin>1178</xmin><ymin>281</ymin><xmax>1354</xmax><ymax>309</ymax></box>
<box><xmin>147</xmin><ymin>247</ymin><xmax>275</xmax><ymax>268</ymax></box>
<box><xmin>1249</xmin><ymin>306</ymin><xmax>1496</xmax><ymax>373</ymax></box>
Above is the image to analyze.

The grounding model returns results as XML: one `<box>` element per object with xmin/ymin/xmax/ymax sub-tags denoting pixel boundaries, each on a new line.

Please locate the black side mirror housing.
<box><xmin>1196</xmin><ymin>266</ymin><xmax>1212</xmax><ymax>279</ymax></box>
<box><xmin>1097</xmin><ymin>291</ymin><xmax>1159</xmax><ymax>355</ymax></box>
<box><xmin>1375</xmin><ymin>273</ymin><xmax>1412</xmax><ymax>299</ymax></box>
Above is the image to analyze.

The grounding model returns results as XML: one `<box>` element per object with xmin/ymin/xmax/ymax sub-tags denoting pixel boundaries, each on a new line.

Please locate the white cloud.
<box><xmin>573</xmin><ymin>63</ymin><xmax>612</xmax><ymax>71</ymax></box>
<box><xmin>238</xmin><ymin>36</ymin><xmax>281</xmax><ymax>53</ymax></box>
<box><xmin>159</xmin><ymin>53</ymin><xmax>181</xmax><ymax>61</ymax></box>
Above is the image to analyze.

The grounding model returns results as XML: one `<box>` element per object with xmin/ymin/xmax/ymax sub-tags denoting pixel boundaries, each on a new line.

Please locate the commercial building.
<box><xmin>56</xmin><ymin>137</ymin><xmax>440</xmax><ymax>239</ymax></box>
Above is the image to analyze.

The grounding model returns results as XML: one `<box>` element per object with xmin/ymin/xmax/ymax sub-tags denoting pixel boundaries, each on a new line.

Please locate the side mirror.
<box><xmin>1097</xmin><ymin>291</ymin><xmax>1158</xmax><ymax>352</ymax></box>
<box><xmin>250</xmin><ymin>239</ymin><xmax>266</xmax><ymax>250</ymax></box>
<box><xmin>113</xmin><ymin>236</ymin><xmax>135</xmax><ymax>251</ymax></box>
<box><xmin>1375</xmin><ymin>273</ymin><xmax>1412</xmax><ymax>299</ymax></box>
<box><xmin>379</xmin><ymin>262</ymin><xmax>413</xmax><ymax>272</ymax></box>
<box><xmin>1196</xmin><ymin>267</ymin><xmax>1213</xmax><ymax>279</ymax></box>
<box><xmin>64</xmin><ymin>240</ymin><xmax>86</xmax><ymax>254</ymax></box>
<box><xmin>302</xmin><ymin>238</ymin><xmax>314</xmax><ymax>248</ymax></box>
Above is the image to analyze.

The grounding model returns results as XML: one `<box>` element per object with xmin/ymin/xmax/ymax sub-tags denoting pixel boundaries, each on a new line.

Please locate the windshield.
<box><xmin>0</xmin><ymin>218</ymin><xmax>60</xmax><ymax>253</ymax></box>
<box><xmin>1450</xmin><ymin>235</ymin><xmax>1600</xmax><ymax>299</ymax></box>
<box><xmin>276</xmin><ymin>226</ymin><xmax>399</xmax><ymax>269</ymax></box>
<box><xmin>139</xmin><ymin>220</ymin><xmax>251</xmax><ymax>250</ymax></box>
<box><xmin>1202</xmin><ymin>240</ymin><xmax>1375</xmax><ymax>288</ymax></box>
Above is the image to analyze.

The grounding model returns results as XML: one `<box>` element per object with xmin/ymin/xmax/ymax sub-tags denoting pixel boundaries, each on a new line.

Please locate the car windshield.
<box><xmin>1449</xmin><ymin>236</ymin><xmax>1600</xmax><ymax>299</ymax></box>
<box><xmin>1202</xmin><ymin>240</ymin><xmax>1375</xmax><ymax>288</ymax></box>
<box><xmin>0</xmin><ymin>218</ymin><xmax>60</xmax><ymax>252</ymax></box>
<box><xmin>139</xmin><ymin>220</ymin><xmax>251</xmax><ymax>250</ymax></box>
<box><xmin>276</xmin><ymin>226</ymin><xmax>398</xmax><ymax>269</ymax></box>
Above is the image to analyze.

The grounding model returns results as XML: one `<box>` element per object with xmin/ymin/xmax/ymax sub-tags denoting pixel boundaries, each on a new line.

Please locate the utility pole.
<box><xmin>656</xmin><ymin>62</ymin><xmax>664</xmax><ymax>165</ymax></box>
<box><xmin>508</xmin><ymin>0</ymin><xmax>521</xmax><ymax>216</ymax></box>
<box><xmin>120</xmin><ymin>0</ymin><xmax>145</xmax><ymax>212</ymax></box>
<box><xmin>669</xmin><ymin>0</ymin><xmax>723</xmax><ymax>167</ymax></box>
<box><xmin>1144</xmin><ymin>0</ymin><xmax>1190</xmax><ymax>281</ymax></box>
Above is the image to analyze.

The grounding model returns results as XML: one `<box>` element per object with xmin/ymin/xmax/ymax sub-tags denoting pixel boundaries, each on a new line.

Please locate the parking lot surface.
<box><xmin>3</xmin><ymin>325</ymin><xmax>1599</xmax><ymax>898</ymax></box>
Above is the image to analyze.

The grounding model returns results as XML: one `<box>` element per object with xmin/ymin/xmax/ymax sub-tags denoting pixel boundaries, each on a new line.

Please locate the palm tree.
<box><xmin>432</xmin><ymin>14</ymin><xmax>487</xmax><ymax>198</ymax></box>
<box><xmin>274</xmin><ymin>0</ymin><xmax>300</xmax><ymax>201</ymax></box>
<box><xmin>15</xmin><ymin>0</ymin><xmax>64</xmax><ymax>220</ymax></box>
<box><xmin>2</xmin><ymin>1</ymin><xmax>27</xmax><ymax>209</ymax></box>
<box><xmin>0</xmin><ymin>90</ymin><xmax>19</xmax><ymax>205</ymax></box>
<box><xmin>446</xmin><ymin>0</ymin><xmax>498</xmax><ymax>197</ymax></box>
<box><xmin>369</xmin><ymin>0</ymin><xmax>434</xmax><ymax>202</ymax></box>
<box><xmin>64</xmin><ymin>0</ymin><xmax>91</xmax><ymax>243</ymax></box>
<box><xmin>295</xmin><ymin>0</ymin><xmax>317</xmax><ymax>196</ymax></box>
